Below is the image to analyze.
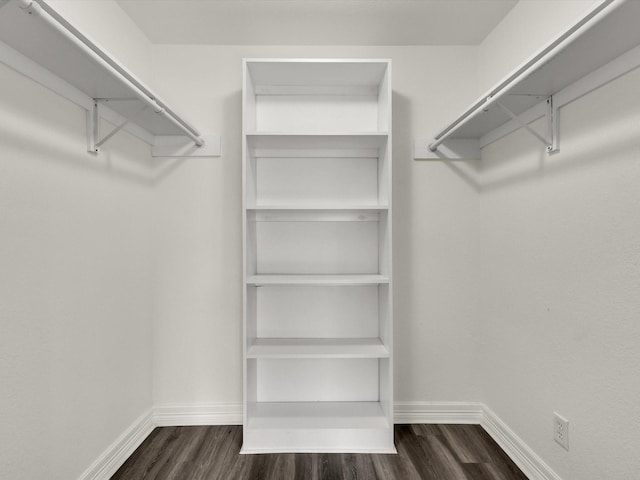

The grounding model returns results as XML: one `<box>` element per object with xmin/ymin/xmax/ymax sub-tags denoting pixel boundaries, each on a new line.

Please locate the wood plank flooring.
<box><xmin>111</xmin><ymin>424</ymin><xmax>529</xmax><ymax>480</ymax></box>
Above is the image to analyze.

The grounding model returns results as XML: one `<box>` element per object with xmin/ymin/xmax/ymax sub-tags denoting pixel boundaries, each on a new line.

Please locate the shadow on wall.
<box><xmin>0</xmin><ymin>79</ymin><xmax>218</xmax><ymax>187</ymax></box>
<box><xmin>0</xmin><ymin>108</ymin><xmax>240</xmax><ymax>188</ymax></box>
<box><xmin>390</xmin><ymin>90</ymin><xmax>419</xmax><ymax>394</ymax></box>
<box><xmin>150</xmin><ymin>89</ymin><xmax>243</xmax><ymax>188</ymax></box>
<box><xmin>430</xmin><ymin>101</ymin><xmax>640</xmax><ymax>194</ymax></box>
<box><xmin>0</xmin><ymin>109</ymin><xmax>163</xmax><ymax>187</ymax></box>
<box><xmin>221</xmin><ymin>88</ymin><xmax>244</xmax><ymax>297</ymax></box>
<box><xmin>5</xmin><ymin>119</ymin><xmax>213</xmax><ymax>191</ymax></box>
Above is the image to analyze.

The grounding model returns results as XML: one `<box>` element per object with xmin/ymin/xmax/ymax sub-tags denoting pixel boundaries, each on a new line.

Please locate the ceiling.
<box><xmin>116</xmin><ymin>0</ymin><xmax>518</xmax><ymax>46</ymax></box>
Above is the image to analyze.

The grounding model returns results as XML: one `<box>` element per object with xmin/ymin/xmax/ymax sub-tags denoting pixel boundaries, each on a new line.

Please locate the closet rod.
<box><xmin>428</xmin><ymin>0</ymin><xmax>619</xmax><ymax>153</ymax></box>
<box><xmin>17</xmin><ymin>0</ymin><xmax>205</xmax><ymax>148</ymax></box>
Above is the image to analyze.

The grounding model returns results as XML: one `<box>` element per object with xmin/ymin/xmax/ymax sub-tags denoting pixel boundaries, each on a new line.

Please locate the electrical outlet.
<box><xmin>554</xmin><ymin>412</ymin><xmax>569</xmax><ymax>450</ymax></box>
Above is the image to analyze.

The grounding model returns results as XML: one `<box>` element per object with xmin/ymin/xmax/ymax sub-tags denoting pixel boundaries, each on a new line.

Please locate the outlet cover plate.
<box><xmin>554</xmin><ymin>412</ymin><xmax>569</xmax><ymax>450</ymax></box>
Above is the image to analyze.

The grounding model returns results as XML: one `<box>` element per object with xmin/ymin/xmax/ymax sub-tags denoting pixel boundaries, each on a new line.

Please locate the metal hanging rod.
<box><xmin>16</xmin><ymin>0</ymin><xmax>205</xmax><ymax>148</ymax></box>
<box><xmin>427</xmin><ymin>0</ymin><xmax>619</xmax><ymax>153</ymax></box>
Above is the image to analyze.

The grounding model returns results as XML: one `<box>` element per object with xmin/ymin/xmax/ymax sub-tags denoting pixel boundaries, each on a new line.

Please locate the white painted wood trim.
<box><xmin>149</xmin><ymin>401</ymin><xmax>487</xmax><ymax>427</ymax></box>
<box><xmin>254</xmin><ymin>85</ymin><xmax>379</xmax><ymax>96</ymax></box>
<box><xmin>394</xmin><ymin>401</ymin><xmax>484</xmax><ymax>424</ymax></box>
<box><xmin>153</xmin><ymin>403</ymin><xmax>243</xmax><ymax>426</ymax></box>
<box><xmin>76</xmin><ymin>408</ymin><xmax>154</xmax><ymax>480</ymax></box>
<box><xmin>481</xmin><ymin>405</ymin><xmax>562</xmax><ymax>480</ymax></box>
<box><xmin>246</xmin><ymin>274</ymin><xmax>390</xmax><ymax>286</ymax></box>
<box><xmin>241</xmin><ymin>446</ymin><xmax>398</xmax><ymax>455</ymax></box>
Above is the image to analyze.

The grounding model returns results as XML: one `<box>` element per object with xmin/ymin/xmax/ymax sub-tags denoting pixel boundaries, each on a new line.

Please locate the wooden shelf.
<box><xmin>248</xmin><ymin>208</ymin><xmax>386</xmax><ymax>223</ymax></box>
<box><xmin>0</xmin><ymin>0</ymin><xmax>218</xmax><ymax>155</ymax></box>
<box><xmin>246</xmin><ymin>274</ymin><xmax>390</xmax><ymax>286</ymax></box>
<box><xmin>245</xmin><ymin>59</ymin><xmax>389</xmax><ymax>92</ymax></box>
<box><xmin>246</xmin><ymin>132</ymin><xmax>388</xmax><ymax>150</ymax></box>
<box><xmin>416</xmin><ymin>0</ymin><xmax>640</xmax><ymax>158</ymax></box>
<box><xmin>247</xmin><ymin>338</ymin><xmax>390</xmax><ymax>359</ymax></box>
<box><xmin>248</xmin><ymin>204</ymin><xmax>389</xmax><ymax>211</ymax></box>
<box><xmin>246</xmin><ymin>401</ymin><xmax>390</xmax><ymax>430</ymax></box>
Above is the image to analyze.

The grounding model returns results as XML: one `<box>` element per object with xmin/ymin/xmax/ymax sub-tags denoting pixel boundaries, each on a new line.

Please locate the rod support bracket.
<box><xmin>496</xmin><ymin>97</ymin><xmax>558</xmax><ymax>153</ymax></box>
<box><xmin>546</xmin><ymin>96</ymin><xmax>560</xmax><ymax>154</ymax></box>
<box><xmin>87</xmin><ymin>99</ymin><xmax>149</xmax><ymax>153</ymax></box>
<box><xmin>86</xmin><ymin>100</ymin><xmax>100</xmax><ymax>154</ymax></box>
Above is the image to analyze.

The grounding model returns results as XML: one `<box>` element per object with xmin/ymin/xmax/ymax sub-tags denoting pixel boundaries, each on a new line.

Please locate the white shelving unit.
<box><xmin>0</xmin><ymin>0</ymin><xmax>219</xmax><ymax>157</ymax></box>
<box><xmin>415</xmin><ymin>0</ymin><xmax>640</xmax><ymax>159</ymax></box>
<box><xmin>242</xmin><ymin>59</ymin><xmax>394</xmax><ymax>454</ymax></box>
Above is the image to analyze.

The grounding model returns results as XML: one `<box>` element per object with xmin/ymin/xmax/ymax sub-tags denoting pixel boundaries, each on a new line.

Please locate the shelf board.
<box><xmin>245</xmin><ymin>60</ymin><xmax>390</xmax><ymax>91</ymax></box>
<box><xmin>246</xmin><ymin>132</ymin><xmax>388</xmax><ymax>150</ymax></box>
<box><xmin>246</xmin><ymin>401</ymin><xmax>389</xmax><ymax>430</ymax></box>
<box><xmin>419</xmin><ymin>0</ymin><xmax>640</xmax><ymax>157</ymax></box>
<box><xmin>247</xmin><ymin>338</ymin><xmax>390</xmax><ymax>359</ymax></box>
<box><xmin>248</xmin><ymin>208</ymin><xmax>385</xmax><ymax>222</ymax></box>
<box><xmin>0</xmin><ymin>0</ymin><xmax>203</xmax><ymax>140</ymax></box>
<box><xmin>246</xmin><ymin>274</ymin><xmax>390</xmax><ymax>286</ymax></box>
<box><xmin>248</xmin><ymin>204</ymin><xmax>388</xmax><ymax>211</ymax></box>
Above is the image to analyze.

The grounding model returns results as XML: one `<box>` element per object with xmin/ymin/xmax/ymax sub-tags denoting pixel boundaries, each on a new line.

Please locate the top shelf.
<box><xmin>245</xmin><ymin>59</ymin><xmax>390</xmax><ymax>91</ymax></box>
<box><xmin>244</xmin><ymin>59</ymin><xmax>392</xmax><ymax>135</ymax></box>
<box><xmin>0</xmin><ymin>0</ymin><xmax>209</xmax><ymax>152</ymax></box>
<box><xmin>418</xmin><ymin>0</ymin><xmax>640</xmax><ymax>158</ymax></box>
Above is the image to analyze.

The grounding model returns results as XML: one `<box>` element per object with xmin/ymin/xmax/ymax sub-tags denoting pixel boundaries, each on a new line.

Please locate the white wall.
<box><xmin>50</xmin><ymin>0</ymin><xmax>153</xmax><ymax>87</ymax></box>
<box><xmin>0</xmin><ymin>62</ymin><xmax>154</xmax><ymax>480</ymax></box>
<box><xmin>477</xmin><ymin>0</ymin><xmax>599</xmax><ymax>93</ymax></box>
<box><xmin>0</xmin><ymin>3</ymin><xmax>154</xmax><ymax>480</ymax></box>
<box><xmin>477</xmin><ymin>69</ymin><xmax>640</xmax><ymax>480</ymax></box>
<box><xmin>149</xmin><ymin>45</ymin><xmax>483</xmax><ymax>407</ymax></box>
<box><xmin>475</xmin><ymin>1</ymin><xmax>640</xmax><ymax>479</ymax></box>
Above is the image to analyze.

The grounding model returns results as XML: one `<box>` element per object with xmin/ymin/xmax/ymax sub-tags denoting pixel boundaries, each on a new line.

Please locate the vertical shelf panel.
<box><xmin>242</xmin><ymin>59</ymin><xmax>393</xmax><ymax>454</ymax></box>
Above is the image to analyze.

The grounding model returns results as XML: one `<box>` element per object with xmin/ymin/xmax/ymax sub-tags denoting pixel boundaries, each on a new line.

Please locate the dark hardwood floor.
<box><xmin>111</xmin><ymin>424</ymin><xmax>529</xmax><ymax>480</ymax></box>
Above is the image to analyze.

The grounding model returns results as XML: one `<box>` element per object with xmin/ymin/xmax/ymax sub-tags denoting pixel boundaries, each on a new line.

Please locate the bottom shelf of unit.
<box><xmin>242</xmin><ymin>401</ymin><xmax>396</xmax><ymax>454</ymax></box>
<box><xmin>247</xmin><ymin>401</ymin><xmax>389</xmax><ymax>429</ymax></box>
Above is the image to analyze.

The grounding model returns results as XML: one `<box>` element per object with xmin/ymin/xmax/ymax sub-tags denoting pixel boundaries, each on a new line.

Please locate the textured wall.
<box><xmin>149</xmin><ymin>44</ymin><xmax>482</xmax><ymax>407</ymax></box>
<box><xmin>477</xmin><ymin>64</ymin><xmax>640</xmax><ymax>480</ymax></box>
<box><xmin>0</xmin><ymin>2</ymin><xmax>154</xmax><ymax>479</ymax></box>
<box><xmin>0</xmin><ymin>63</ymin><xmax>154</xmax><ymax>480</ymax></box>
<box><xmin>475</xmin><ymin>1</ymin><xmax>640</xmax><ymax>479</ymax></box>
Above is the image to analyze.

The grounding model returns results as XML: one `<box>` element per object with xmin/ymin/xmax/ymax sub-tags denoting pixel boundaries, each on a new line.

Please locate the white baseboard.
<box><xmin>77</xmin><ymin>408</ymin><xmax>154</xmax><ymax>480</ymax></box>
<box><xmin>79</xmin><ymin>401</ymin><xmax>562</xmax><ymax>480</ymax></box>
<box><xmin>481</xmin><ymin>405</ymin><xmax>562</xmax><ymax>480</ymax></box>
<box><xmin>150</xmin><ymin>401</ymin><xmax>486</xmax><ymax>427</ymax></box>
<box><xmin>153</xmin><ymin>402</ymin><xmax>243</xmax><ymax>426</ymax></box>
<box><xmin>394</xmin><ymin>401</ymin><xmax>484</xmax><ymax>424</ymax></box>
